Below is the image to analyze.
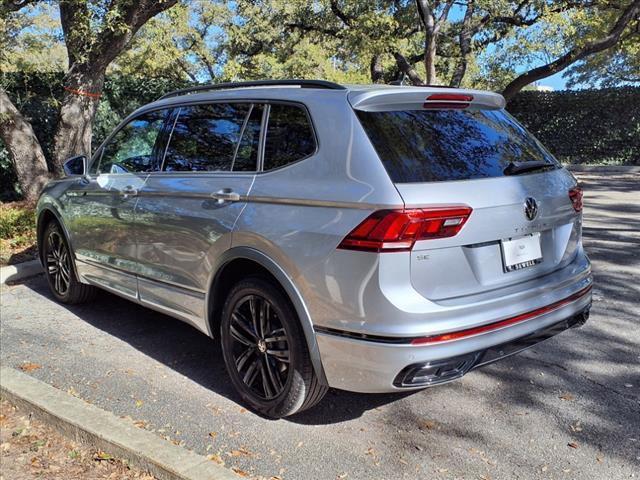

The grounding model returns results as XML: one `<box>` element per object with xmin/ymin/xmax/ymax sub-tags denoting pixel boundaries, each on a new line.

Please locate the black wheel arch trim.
<box><xmin>207</xmin><ymin>247</ymin><xmax>328</xmax><ymax>386</ymax></box>
<box><xmin>36</xmin><ymin>205</ymin><xmax>81</xmax><ymax>282</ymax></box>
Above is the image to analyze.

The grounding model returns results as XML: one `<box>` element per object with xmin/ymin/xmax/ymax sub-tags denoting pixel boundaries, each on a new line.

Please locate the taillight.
<box><xmin>338</xmin><ymin>207</ymin><xmax>472</xmax><ymax>253</ymax></box>
<box><xmin>569</xmin><ymin>186</ymin><xmax>583</xmax><ymax>212</ymax></box>
<box><xmin>424</xmin><ymin>93</ymin><xmax>473</xmax><ymax>109</ymax></box>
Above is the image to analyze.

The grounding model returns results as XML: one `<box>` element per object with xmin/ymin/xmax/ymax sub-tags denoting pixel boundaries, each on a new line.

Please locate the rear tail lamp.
<box><xmin>338</xmin><ymin>207</ymin><xmax>472</xmax><ymax>253</ymax></box>
<box><xmin>569</xmin><ymin>186</ymin><xmax>583</xmax><ymax>212</ymax></box>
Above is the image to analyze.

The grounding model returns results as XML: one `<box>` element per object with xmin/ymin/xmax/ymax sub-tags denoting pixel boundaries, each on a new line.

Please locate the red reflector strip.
<box><xmin>423</xmin><ymin>102</ymin><xmax>469</xmax><ymax>109</ymax></box>
<box><xmin>410</xmin><ymin>285</ymin><xmax>592</xmax><ymax>345</ymax></box>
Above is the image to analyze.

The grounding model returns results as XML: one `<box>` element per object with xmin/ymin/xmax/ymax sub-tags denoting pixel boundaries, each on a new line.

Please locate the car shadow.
<box><xmin>20</xmin><ymin>275</ymin><xmax>415</xmax><ymax>424</ymax></box>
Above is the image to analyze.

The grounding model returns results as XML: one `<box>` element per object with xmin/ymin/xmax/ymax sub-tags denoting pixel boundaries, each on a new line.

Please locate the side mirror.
<box><xmin>63</xmin><ymin>155</ymin><xmax>88</xmax><ymax>177</ymax></box>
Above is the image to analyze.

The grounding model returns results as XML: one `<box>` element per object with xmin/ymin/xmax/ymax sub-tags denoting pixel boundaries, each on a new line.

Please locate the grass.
<box><xmin>0</xmin><ymin>201</ymin><xmax>37</xmax><ymax>266</ymax></box>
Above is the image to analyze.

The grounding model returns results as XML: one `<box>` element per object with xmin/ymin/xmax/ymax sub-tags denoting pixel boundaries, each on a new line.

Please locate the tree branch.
<box><xmin>393</xmin><ymin>51</ymin><xmax>424</xmax><ymax>85</ymax></box>
<box><xmin>0</xmin><ymin>0</ymin><xmax>39</xmax><ymax>14</ymax></box>
<box><xmin>502</xmin><ymin>0</ymin><xmax>640</xmax><ymax>101</ymax></box>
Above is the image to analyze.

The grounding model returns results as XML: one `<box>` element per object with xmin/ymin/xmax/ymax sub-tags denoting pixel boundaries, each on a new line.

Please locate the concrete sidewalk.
<box><xmin>0</xmin><ymin>366</ymin><xmax>238</xmax><ymax>480</ymax></box>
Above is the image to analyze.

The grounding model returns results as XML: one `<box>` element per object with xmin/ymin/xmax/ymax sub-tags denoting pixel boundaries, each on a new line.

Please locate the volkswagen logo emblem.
<box><xmin>524</xmin><ymin>197</ymin><xmax>538</xmax><ymax>221</ymax></box>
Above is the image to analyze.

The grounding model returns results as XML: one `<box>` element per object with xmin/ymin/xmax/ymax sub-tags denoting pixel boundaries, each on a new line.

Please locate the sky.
<box><xmin>540</xmin><ymin>71</ymin><xmax>569</xmax><ymax>91</ymax></box>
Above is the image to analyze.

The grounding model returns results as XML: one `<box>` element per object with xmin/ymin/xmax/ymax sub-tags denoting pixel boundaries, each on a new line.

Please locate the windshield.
<box><xmin>356</xmin><ymin>108</ymin><xmax>559</xmax><ymax>183</ymax></box>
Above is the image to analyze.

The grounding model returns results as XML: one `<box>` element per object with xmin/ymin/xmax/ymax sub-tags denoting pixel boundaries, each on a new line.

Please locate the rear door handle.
<box><xmin>121</xmin><ymin>185</ymin><xmax>138</xmax><ymax>197</ymax></box>
<box><xmin>211</xmin><ymin>189</ymin><xmax>240</xmax><ymax>202</ymax></box>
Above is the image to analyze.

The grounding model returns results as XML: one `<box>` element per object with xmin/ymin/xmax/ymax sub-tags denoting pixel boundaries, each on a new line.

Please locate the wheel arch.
<box><xmin>207</xmin><ymin>247</ymin><xmax>328</xmax><ymax>386</ymax></box>
<box><xmin>36</xmin><ymin>206</ymin><xmax>80</xmax><ymax>280</ymax></box>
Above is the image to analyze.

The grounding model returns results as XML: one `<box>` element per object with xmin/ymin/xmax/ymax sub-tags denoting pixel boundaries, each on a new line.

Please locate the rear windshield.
<box><xmin>356</xmin><ymin>109</ymin><xmax>558</xmax><ymax>183</ymax></box>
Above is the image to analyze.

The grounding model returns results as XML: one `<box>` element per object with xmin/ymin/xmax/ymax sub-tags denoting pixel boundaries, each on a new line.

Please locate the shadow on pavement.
<box><xmin>21</xmin><ymin>275</ymin><xmax>413</xmax><ymax>424</ymax></box>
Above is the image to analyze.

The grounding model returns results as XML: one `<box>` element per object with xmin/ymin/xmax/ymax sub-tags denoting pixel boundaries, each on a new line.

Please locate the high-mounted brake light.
<box><xmin>569</xmin><ymin>186</ymin><xmax>583</xmax><ymax>212</ymax></box>
<box><xmin>426</xmin><ymin>94</ymin><xmax>474</xmax><ymax>102</ymax></box>
<box><xmin>338</xmin><ymin>207</ymin><xmax>472</xmax><ymax>253</ymax></box>
<box><xmin>423</xmin><ymin>94</ymin><xmax>473</xmax><ymax>109</ymax></box>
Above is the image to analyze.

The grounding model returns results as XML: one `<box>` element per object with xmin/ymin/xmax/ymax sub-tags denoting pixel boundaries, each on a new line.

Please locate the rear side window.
<box><xmin>163</xmin><ymin>103</ymin><xmax>250</xmax><ymax>172</ymax></box>
<box><xmin>263</xmin><ymin>104</ymin><xmax>315</xmax><ymax>170</ymax></box>
<box><xmin>356</xmin><ymin>109</ymin><xmax>558</xmax><ymax>183</ymax></box>
<box><xmin>232</xmin><ymin>104</ymin><xmax>264</xmax><ymax>172</ymax></box>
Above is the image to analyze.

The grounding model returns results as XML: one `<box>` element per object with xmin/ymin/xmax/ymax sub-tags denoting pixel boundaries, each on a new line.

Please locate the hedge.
<box><xmin>507</xmin><ymin>87</ymin><xmax>640</xmax><ymax>166</ymax></box>
<box><xmin>1</xmin><ymin>73</ymin><xmax>638</xmax><ymax>201</ymax></box>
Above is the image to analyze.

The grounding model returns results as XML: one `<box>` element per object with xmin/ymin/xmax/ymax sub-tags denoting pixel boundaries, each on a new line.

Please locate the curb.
<box><xmin>566</xmin><ymin>164</ymin><xmax>640</xmax><ymax>173</ymax></box>
<box><xmin>0</xmin><ymin>367</ymin><xmax>238</xmax><ymax>480</ymax></box>
<box><xmin>0</xmin><ymin>259</ymin><xmax>42</xmax><ymax>285</ymax></box>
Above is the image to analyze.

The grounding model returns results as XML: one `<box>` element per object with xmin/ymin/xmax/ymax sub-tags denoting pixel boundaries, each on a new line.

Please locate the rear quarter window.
<box><xmin>356</xmin><ymin>109</ymin><xmax>558</xmax><ymax>183</ymax></box>
<box><xmin>263</xmin><ymin>104</ymin><xmax>316</xmax><ymax>171</ymax></box>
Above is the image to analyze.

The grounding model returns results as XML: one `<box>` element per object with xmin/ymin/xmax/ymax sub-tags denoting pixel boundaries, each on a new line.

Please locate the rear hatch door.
<box><xmin>352</xmin><ymin>89</ymin><xmax>581</xmax><ymax>301</ymax></box>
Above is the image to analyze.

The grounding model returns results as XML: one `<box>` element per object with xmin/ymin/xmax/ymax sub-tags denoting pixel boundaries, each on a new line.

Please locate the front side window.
<box><xmin>163</xmin><ymin>103</ymin><xmax>250</xmax><ymax>172</ymax></box>
<box><xmin>263</xmin><ymin>104</ymin><xmax>316</xmax><ymax>171</ymax></box>
<box><xmin>96</xmin><ymin>110</ymin><xmax>167</xmax><ymax>174</ymax></box>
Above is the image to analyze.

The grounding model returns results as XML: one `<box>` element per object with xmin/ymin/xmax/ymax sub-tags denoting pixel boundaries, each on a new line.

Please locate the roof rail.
<box><xmin>158</xmin><ymin>79</ymin><xmax>346</xmax><ymax>100</ymax></box>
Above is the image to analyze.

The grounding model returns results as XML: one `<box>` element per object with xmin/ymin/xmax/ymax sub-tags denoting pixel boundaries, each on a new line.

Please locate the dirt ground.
<box><xmin>0</xmin><ymin>399</ymin><xmax>155</xmax><ymax>480</ymax></box>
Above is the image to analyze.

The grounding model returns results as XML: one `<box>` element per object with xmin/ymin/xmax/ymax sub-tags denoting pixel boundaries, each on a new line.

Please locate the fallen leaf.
<box><xmin>19</xmin><ymin>363</ymin><xmax>41</xmax><ymax>372</ymax></box>
<box><xmin>559</xmin><ymin>393</ymin><xmax>575</xmax><ymax>401</ymax></box>
<box><xmin>207</xmin><ymin>454</ymin><xmax>225</xmax><ymax>465</ymax></box>
<box><xmin>419</xmin><ymin>419</ymin><xmax>437</xmax><ymax>430</ymax></box>
<box><xmin>135</xmin><ymin>399</ymin><xmax>143</xmax><ymax>408</ymax></box>
<box><xmin>229</xmin><ymin>447</ymin><xmax>252</xmax><ymax>457</ymax></box>
<box><xmin>231</xmin><ymin>467</ymin><xmax>249</xmax><ymax>477</ymax></box>
<box><xmin>95</xmin><ymin>451</ymin><xmax>114</xmax><ymax>461</ymax></box>
<box><xmin>296</xmin><ymin>441</ymin><xmax>304</xmax><ymax>448</ymax></box>
<box><xmin>568</xmin><ymin>442</ymin><xmax>579</xmax><ymax>449</ymax></box>
<box><xmin>208</xmin><ymin>431</ymin><xmax>218</xmax><ymax>439</ymax></box>
<box><xmin>570</xmin><ymin>422</ymin><xmax>583</xmax><ymax>432</ymax></box>
<box><xmin>133</xmin><ymin>420</ymin><xmax>147</xmax><ymax>429</ymax></box>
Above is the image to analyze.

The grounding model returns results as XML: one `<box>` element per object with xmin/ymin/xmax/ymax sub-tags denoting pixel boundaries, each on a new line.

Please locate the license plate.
<box><xmin>501</xmin><ymin>233</ymin><xmax>542</xmax><ymax>272</ymax></box>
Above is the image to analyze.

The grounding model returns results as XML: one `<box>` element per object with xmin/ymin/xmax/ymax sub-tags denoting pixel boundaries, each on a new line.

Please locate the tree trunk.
<box><xmin>52</xmin><ymin>66</ymin><xmax>105</xmax><ymax>172</ymax></box>
<box><xmin>424</xmin><ymin>33</ymin><xmax>438</xmax><ymax>84</ymax></box>
<box><xmin>370</xmin><ymin>55</ymin><xmax>384</xmax><ymax>83</ymax></box>
<box><xmin>0</xmin><ymin>88</ymin><xmax>52</xmax><ymax>204</ymax></box>
<box><xmin>450</xmin><ymin>0</ymin><xmax>474</xmax><ymax>87</ymax></box>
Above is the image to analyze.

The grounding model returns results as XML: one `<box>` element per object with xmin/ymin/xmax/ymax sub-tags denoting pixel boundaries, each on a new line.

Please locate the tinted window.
<box><xmin>357</xmin><ymin>109</ymin><xmax>558</xmax><ymax>183</ymax></box>
<box><xmin>97</xmin><ymin>110</ymin><xmax>167</xmax><ymax>174</ymax></box>
<box><xmin>263</xmin><ymin>104</ymin><xmax>315</xmax><ymax>170</ymax></box>
<box><xmin>163</xmin><ymin>103</ymin><xmax>249</xmax><ymax>172</ymax></box>
<box><xmin>232</xmin><ymin>104</ymin><xmax>263</xmax><ymax>172</ymax></box>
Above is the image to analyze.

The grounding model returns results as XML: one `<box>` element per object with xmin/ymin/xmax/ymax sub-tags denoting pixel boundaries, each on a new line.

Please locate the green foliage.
<box><xmin>508</xmin><ymin>87</ymin><xmax>640</xmax><ymax>165</ymax></box>
<box><xmin>0</xmin><ymin>203</ymin><xmax>35</xmax><ymax>240</ymax></box>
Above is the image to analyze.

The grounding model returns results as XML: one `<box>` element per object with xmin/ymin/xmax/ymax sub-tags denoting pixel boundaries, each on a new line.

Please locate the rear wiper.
<box><xmin>503</xmin><ymin>160</ymin><xmax>556</xmax><ymax>176</ymax></box>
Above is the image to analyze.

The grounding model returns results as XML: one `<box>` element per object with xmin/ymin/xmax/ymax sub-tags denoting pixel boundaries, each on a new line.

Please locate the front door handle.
<box><xmin>211</xmin><ymin>189</ymin><xmax>240</xmax><ymax>202</ymax></box>
<box><xmin>121</xmin><ymin>185</ymin><xmax>138</xmax><ymax>197</ymax></box>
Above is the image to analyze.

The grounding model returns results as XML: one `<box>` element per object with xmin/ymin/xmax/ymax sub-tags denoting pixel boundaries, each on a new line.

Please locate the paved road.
<box><xmin>2</xmin><ymin>173</ymin><xmax>639</xmax><ymax>480</ymax></box>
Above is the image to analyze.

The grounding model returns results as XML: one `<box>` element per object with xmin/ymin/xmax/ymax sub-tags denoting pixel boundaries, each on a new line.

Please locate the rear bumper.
<box><xmin>316</xmin><ymin>281</ymin><xmax>592</xmax><ymax>393</ymax></box>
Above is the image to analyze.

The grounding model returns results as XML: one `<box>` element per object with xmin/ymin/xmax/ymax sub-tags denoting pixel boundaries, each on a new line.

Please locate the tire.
<box><xmin>42</xmin><ymin>221</ymin><xmax>97</xmax><ymax>304</ymax></box>
<box><xmin>220</xmin><ymin>276</ymin><xmax>328</xmax><ymax>418</ymax></box>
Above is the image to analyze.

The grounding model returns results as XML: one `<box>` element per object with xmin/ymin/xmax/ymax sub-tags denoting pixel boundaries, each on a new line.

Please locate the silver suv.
<box><xmin>37</xmin><ymin>80</ymin><xmax>593</xmax><ymax>418</ymax></box>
